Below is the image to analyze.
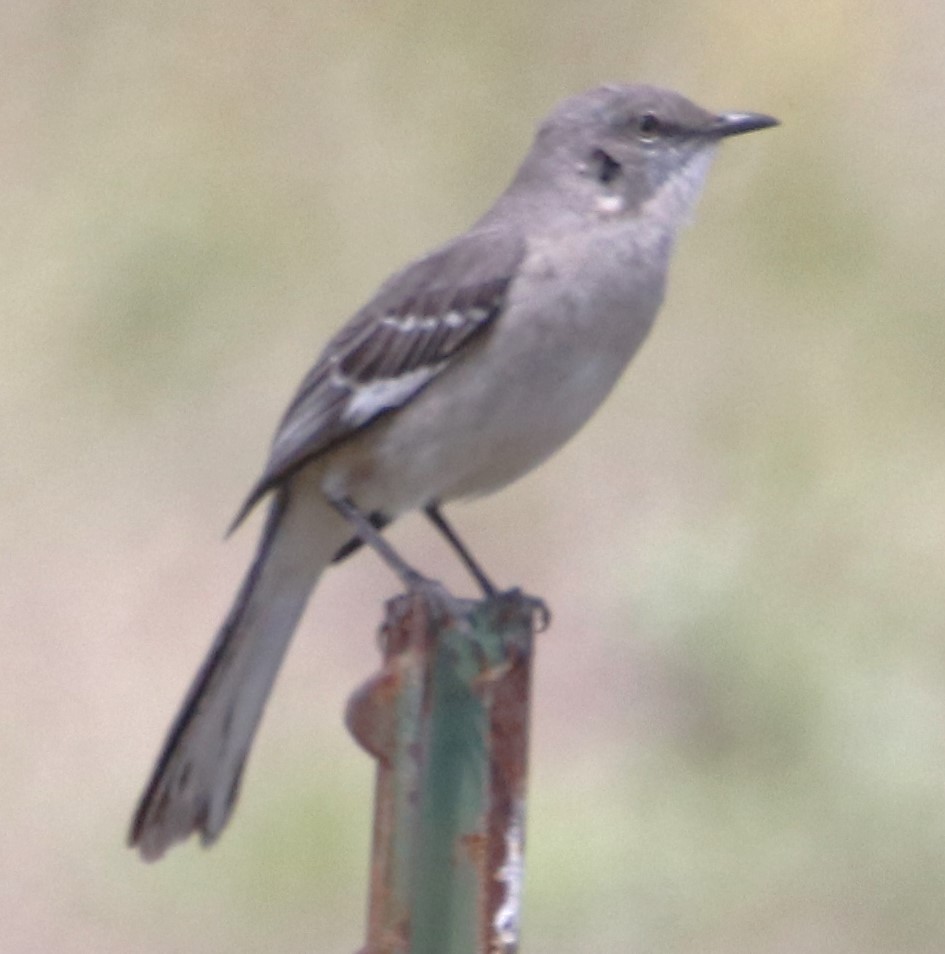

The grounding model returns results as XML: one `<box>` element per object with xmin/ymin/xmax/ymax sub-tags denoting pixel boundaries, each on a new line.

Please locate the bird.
<box><xmin>129</xmin><ymin>83</ymin><xmax>777</xmax><ymax>860</ymax></box>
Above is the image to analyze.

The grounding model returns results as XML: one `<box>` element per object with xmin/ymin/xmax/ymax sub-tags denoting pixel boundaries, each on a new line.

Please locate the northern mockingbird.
<box><xmin>130</xmin><ymin>84</ymin><xmax>777</xmax><ymax>860</ymax></box>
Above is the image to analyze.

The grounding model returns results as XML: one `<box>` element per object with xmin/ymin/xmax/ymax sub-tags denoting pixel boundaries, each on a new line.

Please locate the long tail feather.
<box><xmin>129</xmin><ymin>485</ymin><xmax>346</xmax><ymax>861</ymax></box>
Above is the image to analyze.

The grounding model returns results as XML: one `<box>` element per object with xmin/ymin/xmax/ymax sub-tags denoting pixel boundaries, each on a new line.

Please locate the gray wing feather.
<box><xmin>230</xmin><ymin>227</ymin><xmax>526</xmax><ymax>528</ymax></box>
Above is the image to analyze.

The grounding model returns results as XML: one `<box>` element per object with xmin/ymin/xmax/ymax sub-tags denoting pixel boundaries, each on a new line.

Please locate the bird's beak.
<box><xmin>711</xmin><ymin>111</ymin><xmax>780</xmax><ymax>137</ymax></box>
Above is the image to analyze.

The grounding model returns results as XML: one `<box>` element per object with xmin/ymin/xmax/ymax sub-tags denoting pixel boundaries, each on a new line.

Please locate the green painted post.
<box><xmin>347</xmin><ymin>587</ymin><xmax>542</xmax><ymax>954</ymax></box>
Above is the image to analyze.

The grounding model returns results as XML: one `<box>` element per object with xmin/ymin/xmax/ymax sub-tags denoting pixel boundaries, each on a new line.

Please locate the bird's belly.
<box><xmin>328</xmin><ymin>285</ymin><xmax>658</xmax><ymax>513</ymax></box>
<box><xmin>441</xmin><ymin>337</ymin><xmax>629</xmax><ymax>497</ymax></box>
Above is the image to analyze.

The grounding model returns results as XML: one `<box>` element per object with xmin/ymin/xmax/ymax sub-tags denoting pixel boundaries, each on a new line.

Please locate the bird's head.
<box><xmin>502</xmin><ymin>84</ymin><xmax>778</xmax><ymax>233</ymax></box>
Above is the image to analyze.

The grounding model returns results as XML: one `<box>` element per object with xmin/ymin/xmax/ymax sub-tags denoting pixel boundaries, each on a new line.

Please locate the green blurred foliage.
<box><xmin>3</xmin><ymin>1</ymin><xmax>945</xmax><ymax>951</ymax></box>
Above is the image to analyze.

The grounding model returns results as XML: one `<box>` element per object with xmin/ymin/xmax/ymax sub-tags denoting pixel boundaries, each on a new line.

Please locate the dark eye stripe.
<box><xmin>590</xmin><ymin>148</ymin><xmax>621</xmax><ymax>185</ymax></box>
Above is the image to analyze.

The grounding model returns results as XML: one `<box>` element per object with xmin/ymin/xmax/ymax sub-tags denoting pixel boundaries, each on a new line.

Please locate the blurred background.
<box><xmin>3</xmin><ymin>1</ymin><xmax>945</xmax><ymax>951</ymax></box>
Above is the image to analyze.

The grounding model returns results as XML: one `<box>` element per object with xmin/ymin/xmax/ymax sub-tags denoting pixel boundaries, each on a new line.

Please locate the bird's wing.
<box><xmin>231</xmin><ymin>227</ymin><xmax>527</xmax><ymax>527</ymax></box>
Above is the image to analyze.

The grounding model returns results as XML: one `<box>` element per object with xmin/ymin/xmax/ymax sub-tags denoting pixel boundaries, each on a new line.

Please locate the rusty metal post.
<box><xmin>346</xmin><ymin>587</ymin><xmax>541</xmax><ymax>954</ymax></box>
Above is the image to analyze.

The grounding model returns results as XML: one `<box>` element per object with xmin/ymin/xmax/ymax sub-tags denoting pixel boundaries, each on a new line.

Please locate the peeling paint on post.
<box><xmin>347</xmin><ymin>586</ymin><xmax>543</xmax><ymax>954</ymax></box>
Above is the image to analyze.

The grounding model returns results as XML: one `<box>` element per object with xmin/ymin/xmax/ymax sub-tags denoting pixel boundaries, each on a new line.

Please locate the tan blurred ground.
<box><xmin>3</xmin><ymin>1</ymin><xmax>945</xmax><ymax>951</ymax></box>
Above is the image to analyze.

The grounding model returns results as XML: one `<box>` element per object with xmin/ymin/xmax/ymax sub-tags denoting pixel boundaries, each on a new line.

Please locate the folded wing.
<box><xmin>231</xmin><ymin>227</ymin><xmax>526</xmax><ymax>527</ymax></box>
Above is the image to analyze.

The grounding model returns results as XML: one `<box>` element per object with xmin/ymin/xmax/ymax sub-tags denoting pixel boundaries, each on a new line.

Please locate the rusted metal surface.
<box><xmin>348</xmin><ymin>586</ymin><xmax>542</xmax><ymax>954</ymax></box>
<box><xmin>483</xmin><ymin>597</ymin><xmax>535</xmax><ymax>953</ymax></box>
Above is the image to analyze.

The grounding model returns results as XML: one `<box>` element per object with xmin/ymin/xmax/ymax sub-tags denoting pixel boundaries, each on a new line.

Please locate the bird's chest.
<box><xmin>504</xmin><ymin>231</ymin><xmax>667</xmax><ymax>407</ymax></box>
<box><xmin>443</xmin><ymin>230</ymin><xmax>668</xmax><ymax>486</ymax></box>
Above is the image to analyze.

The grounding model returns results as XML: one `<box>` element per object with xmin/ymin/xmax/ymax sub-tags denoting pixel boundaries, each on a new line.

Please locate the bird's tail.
<box><xmin>129</xmin><ymin>483</ymin><xmax>348</xmax><ymax>861</ymax></box>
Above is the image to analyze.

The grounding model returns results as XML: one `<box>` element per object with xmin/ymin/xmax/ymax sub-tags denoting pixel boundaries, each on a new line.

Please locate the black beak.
<box><xmin>711</xmin><ymin>111</ymin><xmax>780</xmax><ymax>137</ymax></box>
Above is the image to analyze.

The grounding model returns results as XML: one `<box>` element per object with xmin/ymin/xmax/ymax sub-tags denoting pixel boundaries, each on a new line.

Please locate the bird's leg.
<box><xmin>425</xmin><ymin>505</ymin><xmax>553</xmax><ymax>628</ymax></box>
<box><xmin>424</xmin><ymin>504</ymin><xmax>497</xmax><ymax>597</ymax></box>
<box><xmin>329</xmin><ymin>495</ymin><xmax>499</xmax><ymax>601</ymax></box>
<box><xmin>329</xmin><ymin>495</ymin><xmax>427</xmax><ymax>590</ymax></box>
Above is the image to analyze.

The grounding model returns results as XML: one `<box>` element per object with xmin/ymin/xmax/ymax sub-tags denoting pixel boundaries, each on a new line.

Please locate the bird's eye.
<box><xmin>589</xmin><ymin>148</ymin><xmax>621</xmax><ymax>185</ymax></box>
<box><xmin>638</xmin><ymin>112</ymin><xmax>660</xmax><ymax>137</ymax></box>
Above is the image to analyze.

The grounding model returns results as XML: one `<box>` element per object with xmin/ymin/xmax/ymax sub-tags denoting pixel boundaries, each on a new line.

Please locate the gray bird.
<box><xmin>130</xmin><ymin>84</ymin><xmax>777</xmax><ymax>860</ymax></box>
